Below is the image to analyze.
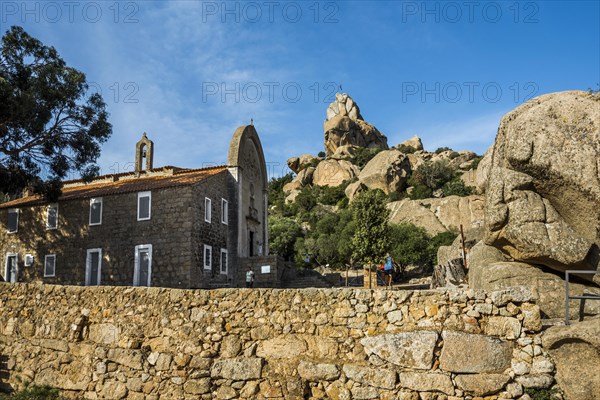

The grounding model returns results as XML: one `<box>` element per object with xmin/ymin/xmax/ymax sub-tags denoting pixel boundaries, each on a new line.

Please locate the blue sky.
<box><xmin>2</xmin><ymin>1</ymin><xmax>599</xmax><ymax>179</ymax></box>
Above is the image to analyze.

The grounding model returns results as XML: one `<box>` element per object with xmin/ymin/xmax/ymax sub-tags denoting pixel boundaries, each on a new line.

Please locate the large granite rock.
<box><xmin>360</xmin><ymin>331</ymin><xmax>438</xmax><ymax>370</ymax></box>
<box><xmin>397</xmin><ymin>135</ymin><xmax>424</xmax><ymax>151</ymax></box>
<box><xmin>484</xmin><ymin>90</ymin><xmax>600</xmax><ymax>277</ymax></box>
<box><xmin>388</xmin><ymin>195</ymin><xmax>485</xmax><ymax>236</ymax></box>
<box><xmin>324</xmin><ymin>93</ymin><xmax>388</xmax><ymax>157</ymax></box>
<box><xmin>313</xmin><ymin>159</ymin><xmax>359</xmax><ymax>187</ymax></box>
<box><xmin>475</xmin><ymin>146</ymin><xmax>493</xmax><ymax>193</ymax></box>
<box><xmin>357</xmin><ymin>149</ymin><xmax>411</xmax><ymax>194</ymax></box>
<box><xmin>287</xmin><ymin>154</ymin><xmax>320</xmax><ymax>173</ymax></box>
<box><xmin>283</xmin><ymin>167</ymin><xmax>315</xmax><ymax>194</ymax></box>
<box><xmin>439</xmin><ymin>331</ymin><xmax>513</xmax><ymax>373</ymax></box>
<box><xmin>542</xmin><ymin>318</ymin><xmax>600</xmax><ymax>400</ymax></box>
<box><xmin>469</xmin><ymin>260</ymin><xmax>600</xmax><ymax>319</ymax></box>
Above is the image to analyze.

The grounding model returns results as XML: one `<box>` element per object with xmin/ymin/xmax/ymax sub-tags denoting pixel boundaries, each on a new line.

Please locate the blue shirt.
<box><xmin>384</xmin><ymin>256</ymin><xmax>393</xmax><ymax>271</ymax></box>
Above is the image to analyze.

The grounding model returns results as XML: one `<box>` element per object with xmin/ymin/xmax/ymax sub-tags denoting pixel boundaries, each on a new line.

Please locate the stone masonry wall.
<box><xmin>0</xmin><ymin>283</ymin><xmax>558</xmax><ymax>400</ymax></box>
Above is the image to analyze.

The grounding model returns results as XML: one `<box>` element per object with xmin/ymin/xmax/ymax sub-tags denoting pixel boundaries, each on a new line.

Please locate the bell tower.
<box><xmin>135</xmin><ymin>133</ymin><xmax>154</xmax><ymax>173</ymax></box>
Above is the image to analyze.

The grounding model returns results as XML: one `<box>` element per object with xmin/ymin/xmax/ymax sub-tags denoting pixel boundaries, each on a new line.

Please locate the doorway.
<box><xmin>4</xmin><ymin>254</ymin><xmax>17</xmax><ymax>283</ymax></box>
<box><xmin>134</xmin><ymin>245</ymin><xmax>152</xmax><ymax>287</ymax></box>
<box><xmin>85</xmin><ymin>249</ymin><xmax>102</xmax><ymax>286</ymax></box>
<box><xmin>249</xmin><ymin>231</ymin><xmax>254</xmax><ymax>257</ymax></box>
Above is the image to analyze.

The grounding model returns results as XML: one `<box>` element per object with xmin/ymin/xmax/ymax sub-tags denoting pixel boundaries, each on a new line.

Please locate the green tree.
<box><xmin>409</xmin><ymin>159</ymin><xmax>455</xmax><ymax>191</ymax></box>
<box><xmin>268</xmin><ymin>215</ymin><xmax>302</xmax><ymax>261</ymax></box>
<box><xmin>388</xmin><ymin>223</ymin><xmax>431</xmax><ymax>268</ymax></box>
<box><xmin>442</xmin><ymin>176</ymin><xmax>474</xmax><ymax>197</ymax></box>
<box><xmin>0</xmin><ymin>26</ymin><xmax>112</xmax><ymax>200</ymax></box>
<box><xmin>427</xmin><ymin>230</ymin><xmax>457</xmax><ymax>265</ymax></box>
<box><xmin>351</xmin><ymin>190</ymin><xmax>390</xmax><ymax>265</ymax></box>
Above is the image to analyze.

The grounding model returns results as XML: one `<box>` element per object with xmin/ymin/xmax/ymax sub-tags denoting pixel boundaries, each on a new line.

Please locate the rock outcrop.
<box><xmin>483</xmin><ymin>91</ymin><xmax>600</xmax><ymax>278</ymax></box>
<box><xmin>312</xmin><ymin>159</ymin><xmax>359</xmax><ymax>187</ymax></box>
<box><xmin>388</xmin><ymin>195</ymin><xmax>485</xmax><ymax>236</ymax></box>
<box><xmin>287</xmin><ymin>154</ymin><xmax>320</xmax><ymax>174</ymax></box>
<box><xmin>398</xmin><ymin>135</ymin><xmax>424</xmax><ymax>151</ymax></box>
<box><xmin>357</xmin><ymin>149</ymin><xmax>411</xmax><ymax>194</ymax></box>
<box><xmin>324</xmin><ymin>93</ymin><xmax>388</xmax><ymax>157</ymax></box>
<box><xmin>542</xmin><ymin>318</ymin><xmax>600</xmax><ymax>400</ymax></box>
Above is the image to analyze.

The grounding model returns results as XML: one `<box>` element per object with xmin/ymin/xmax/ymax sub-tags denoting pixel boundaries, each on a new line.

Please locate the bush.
<box><xmin>524</xmin><ymin>388</ymin><xmax>559</xmax><ymax>400</ymax></box>
<box><xmin>396</xmin><ymin>144</ymin><xmax>416</xmax><ymax>154</ymax></box>
<box><xmin>435</xmin><ymin>146</ymin><xmax>452</xmax><ymax>154</ymax></box>
<box><xmin>268</xmin><ymin>216</ymin><xmax>302</xmax><ymax>261</ymax></box>
<box><xmin>409</xmin><ymin>184</ymin><xmax>433</xmax><ymax>200</ymax></box>
<box><xmin>427</xmin><ymin>230</ymin><xmax>458</xmax><ymax>265</ymax></box>
<box><xmin>348</xmin><ymin>147</ymin><xmax>383</xmax><ymax>168</ymax></box>
<box><xmin>0</xmin><ymin>384</ymin><xmax>64</xmax><ymax>399</ymax></box>
<box><xmin>470</xmin><ymin>155</ymin><xmax>483</xmax><ymax>170</ymax></box>
<box><xmin>409</xmin><ymin>159</ymin><xmax>455</xmax><ymax>191</ymax></box>
<box><xmin>442</xmin><ymin>176</ymin><xmax>474</xmax><ymax>197</ymax></box>
<box><xmin>317</xmin><ymin>151</ymin><xmax>326</xmax><ymax>158</ymax></box>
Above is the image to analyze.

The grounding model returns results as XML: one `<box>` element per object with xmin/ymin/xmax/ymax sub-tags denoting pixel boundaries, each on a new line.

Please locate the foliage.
<box><xmin>408</xmin><ymin>184</ymin><xmax>433</xmax><ymax>200</ymax></box>
<box><xmin>396</xmin><ymin>144</ymin><xmax>416</xmax><ymax>154</ymax></box>
<box><xmin>435</xmin><ymin>146</ymin><xmax>453</xmax><ymax>154</ymax></box>
<box><xmin>268</xmin><ymin>215</ymin><xmax>302</xmax><ymax>261</ymax></box>
<box><xmin>387</xmin><ymin>191</ymin><xmax>404</xmax><ymax>202</ymax></box>
<box><xmin>267</xmin><ymin>173</ymin><xmax>294</xmax><ymax>209</ymax></box>
<box><xmin>0</xmin><ymin>384</ymin><xmax>64</xmax><ymax>399</ymax></box>
<box><xmin>427</xmin><ymin>230</ymin><xmax>458</xmax><ymax>265</ymax></box>
<box><xmin>317</xmin><ymin>151</ymin><xmax>326</xmax><ymax>158</ymax></box>
<box><xmin>524</xmin><ymin>388</ymin><xmax>559</xmax><ymax>400</ymax></box>
<box><xmin>469</xmin><ymin>155</ymin><xmax>483</xmax><ymax>170</ymax></box>
<box><xmin>347</xmin><ymin>147</ymin><xmax>383</xmax><ymax>168</ymax></box>
<box><xmin>0</xmin><ymin>26</ymin><xmax>112</xmax><ymax>201</ymax></box>
<box><xmin>409</xmin><ymin>159</ymin><xmax>455</xmax><ymax>191</ymax></box>
<box><xmin>388</xmin><ymin>223</ymin><xmax>430</xmax><ymax>268</ymax></box>
<box><xmin>351</xmin><ymin>190</ymin><xmax>390</xmax><ymax>265</ymax></box>
<box><xmin>442</xmin><ymin>176</ymin><xmax>474</xmax><ymax>197</ymax></box>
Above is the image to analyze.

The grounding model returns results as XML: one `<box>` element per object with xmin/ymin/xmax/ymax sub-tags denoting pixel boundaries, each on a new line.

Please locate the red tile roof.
<box><xmin>0</xmin><ymin>165</ymin><xmax>229</xmax><ymax>209</ymax></box>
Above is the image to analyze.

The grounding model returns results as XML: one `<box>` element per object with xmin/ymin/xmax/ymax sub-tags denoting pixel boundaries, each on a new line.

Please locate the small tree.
<box><xmin>268</xmin><ymin>215</ymin><xmax>302</xmax><ymax>261</ymax></box>
<box><xmin>351</xmin><ymin>190</ymin><xmax>390</xmax><ymax>265</ymax></box>
<box><xmin>388</xmin><ymin>223</ymin><xmax>430</xmax><ymax>269</ymax></box>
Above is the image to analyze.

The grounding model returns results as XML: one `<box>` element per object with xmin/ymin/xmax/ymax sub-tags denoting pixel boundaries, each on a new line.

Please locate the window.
<box><xmin>203</xmin><ymin>245</ymin><xmax>212</xmax><ymax>270</ymax></box>
<box><xmin>137</xmin><ymin>191</ymin><xmax>151</xmax><ymax>221</ymax></box>
<box><xmin>220</xmin><ymin>249</ymin><xmax>228</xmax><ymax>274</ymax></box>
<box><xmin>7</xmin><ymin>209</ymin><xmax>18</xmax><ymax>233</ymax></box>
<box><xmin>85</xmin><ymin>249</ymin><xmax>102</xmax><ymax>286</ymax></box>
<box><xmin>47</xmin><ymin>204</ymin><xmax>58</xmax><ymax>229</ymax></box>
<box><xmin>44</xmin><ymin>254</ymin><xmax>56</xmax><ymax>277</ymax></box>
<box><xmin>221</xmin><ymin>199</ymin><xmax>228</xmax><ymax>225</ymax></box>
<box><xmin>133</xmin><ymin>245</ymin><xmax>152</xmax><ymax>287</ymax></box>
<box><xmin>89</xmin><ymin>198</ymin><xmax>103</xmax><ymax>225</ymax></box>
<box><xmin>205</xmin><ymin>198</ymin><xmax>212</xmax><ymax>223</ymax></box>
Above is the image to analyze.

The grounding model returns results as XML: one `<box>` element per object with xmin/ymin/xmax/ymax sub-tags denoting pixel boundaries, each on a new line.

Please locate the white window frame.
<box><xmin>4</xmin><ymin>253</ymin><xmax>18</xmax><ymax>283</ymax></box>
<box><xmin>205</xmin><ymin>197</ymin><xmax>212</xmax><ymax>223</ymax></box>
<box><xmin>203</xmin><ymin>245</ymin><xmax>212</xmax><ymax>270</ymax></box>
<box><xmin>85</xmin><ymin>248</ymin><xmax>103</xmax><ymax>286</ymax></box>
<box><xmin>220</xmin><ymin>248</ymin><xmax>228</xmax><ymax>275</ymax></box>
<box><xmin>89</xmin><ymin>198</ymin><xmax>103</xmax><ymax>226</ymax></box>
<box><xmin>46</xmin><ymin>204</ymin><xmax>58</xmax><ymax>230</ymax></box>
<box><xmin>133</xmin><ymin>244</ymin><xmax>152</xmax><ymax>287</ymax></box>
<box><xmin>7</xmin><ymin>208</ymin><xmax>19</xmax><ymax>233</ymax></box>
<box><xmin>137</xmin><ymin>191</ymin><xmax>152</xmax><ymax>221</ymax></box>
<box><xmin>221</xmin><ymin>198</ymin><xmax>228</xmax><ymax>225</ymax></box>
<box><xmin>44</xmin><ymin>254</ymin><xmax>56</xmax><ymax>277</ymax></box>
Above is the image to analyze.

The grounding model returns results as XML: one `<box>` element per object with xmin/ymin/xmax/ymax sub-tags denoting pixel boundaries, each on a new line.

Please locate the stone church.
<box><xmin>0</xmin><ymin>125</ymin><xmax>284</xmax><ymax>288</ymax></box>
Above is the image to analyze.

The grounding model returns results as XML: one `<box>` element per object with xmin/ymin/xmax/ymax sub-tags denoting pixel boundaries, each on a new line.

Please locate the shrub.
<box><xmin>427</xmin><ymin>230</ymin><xmax>458</xmax><ymax>265</ymax></box>
<box><xmin>348</xmin><ymin>147</ymin><xmax>383</xmax><ymax>168</ymax></box>
<box><xmin>396</xmin><ymin>144</ymin><xmax>416</xmax><ymax>154</ymax></box>
<box><xmin>408</xmin><ymin>184</ymin><xmax>433</xmax><ymax>200</ymax></box>
<box><xmin>389</xmin><ymin>223</ymin><xmax>430</xmax><ymax>268</ymax></box>
<box><xmin>0</xmin><ymin>384</ymin><xmax>64</xmax><ymax>399</ymax></box>
<box><xmin>317</xmin><ymin>151</ymin><xmax>326</xmax><ymax>158</ymax></box>
<box><xmin>409</xmin><ymin>159</ymin><xmax>455</xmax><ymax>191</ymax></box>
<box><xmin>442</xmin><ymin>176</ymin><xmax>474</xmax><ymax>197</ymax></box>
<box><xmin>435</xmin><ymin>146</ymin><xmax>453</xmax><ymax>154</ymax></box>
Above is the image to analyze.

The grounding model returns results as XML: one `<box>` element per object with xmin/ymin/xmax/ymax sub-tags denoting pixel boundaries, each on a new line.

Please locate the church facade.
<box><xmin>0</xmin><ymin>125</ymin><xmax>283</xmax><ymax>288</ymax></box>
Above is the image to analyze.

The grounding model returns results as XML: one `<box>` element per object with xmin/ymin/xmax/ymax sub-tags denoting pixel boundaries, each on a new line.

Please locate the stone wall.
<box><xmin>0</xmin><ymin>283</ymin><xmax>558</xmax><ymax>399</ymax></box>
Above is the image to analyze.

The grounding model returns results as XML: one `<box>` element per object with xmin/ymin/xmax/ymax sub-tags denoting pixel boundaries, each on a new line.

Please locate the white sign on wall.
<box><xmin>261</xmin><ymin>265</ymin><xmax>271</xmax><ymax>274</ymax></box>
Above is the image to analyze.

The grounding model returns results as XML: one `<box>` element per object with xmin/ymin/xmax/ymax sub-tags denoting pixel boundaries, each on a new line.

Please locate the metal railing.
<box><xmin>565</xmin><ymin>270</ymin><xmax>600</xmax><ymax>325</ymax></box>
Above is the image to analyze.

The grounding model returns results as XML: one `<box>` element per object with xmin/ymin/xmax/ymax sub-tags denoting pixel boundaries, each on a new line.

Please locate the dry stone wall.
<box><xmin>0</xmin><ymin>283</ymin><xmax>558</xmax><ymax>399</ymax></box>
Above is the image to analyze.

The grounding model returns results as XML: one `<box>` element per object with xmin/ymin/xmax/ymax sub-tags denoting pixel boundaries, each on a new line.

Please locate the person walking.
<box><xmin>245</xmin><ymin>267</ymin><xmax>255</xmax><ymax>288</ymax></box>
